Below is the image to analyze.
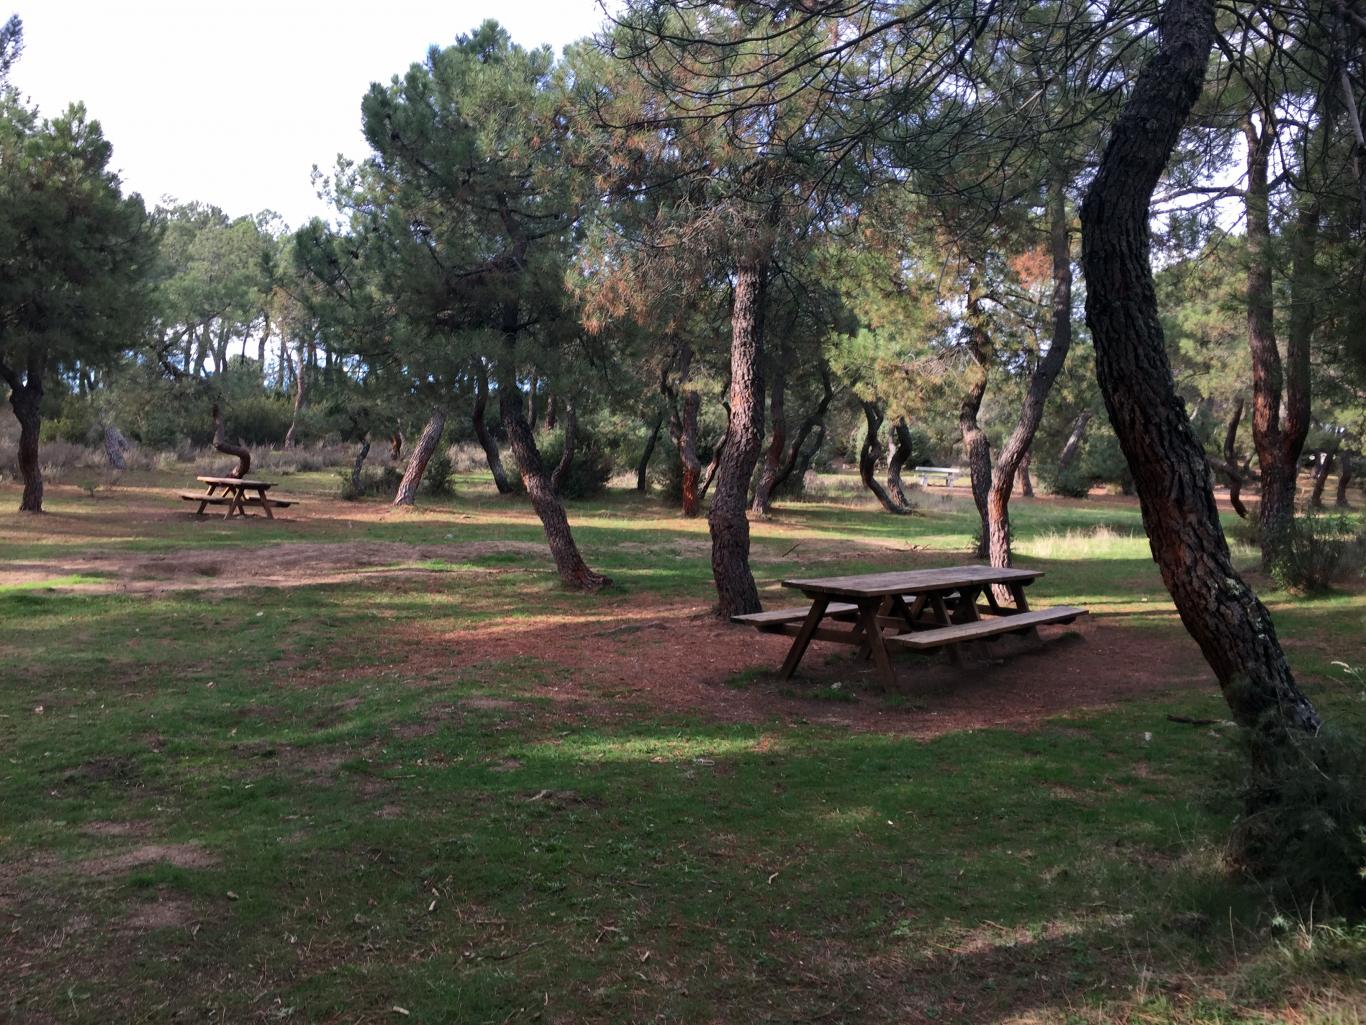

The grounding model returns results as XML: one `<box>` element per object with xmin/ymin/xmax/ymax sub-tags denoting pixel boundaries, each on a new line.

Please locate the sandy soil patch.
<box><xmin>76</xmin><ymin>843</ymin><xmax>218</xmax><ymax>877</ymax></box>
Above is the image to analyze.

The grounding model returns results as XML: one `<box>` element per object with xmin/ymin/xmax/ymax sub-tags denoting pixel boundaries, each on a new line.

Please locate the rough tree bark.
<box><xmin>550</xmin><ymin>399</ymin><xmax>577</xmax><ymax>497</ymax></box>
<box><xmin>1245</xmin><ymin>110</ymin><xmax>1316</xmax><ymax>564</ymax></box>
<box><xmin>665</xmin><ymin>345</ymin><xmax>705</xmax><ymax>516</ymax></box>
<box><xmin>283</xmin><ymin>342</ymin><xmax>306</xmax><ymax>448</ymax></box>
<box><xmin>2</xmin><ymin>351</ymin><xmax>46</xmax><ymax>512</ymax></box>
<box><xmin>960</xmin><ymin>282</ymin><xmax>993</xmax><ymax>555</ymax></box>
<box><xmin>987</xmin><ymin>178</ymin><xmax>1075</xmax><ymax>577</ymax></box>
<box><xmin>351</xmin><ymin>434</ymin><xmax>372</xmax><ymax>493</ymax></box>
<box><xmin>859</xmin><ymin>400</ymin><xmax>910</xmax><ymax>514</ymax></box>
<box><xmin>1020</xmin><ymin>452</ymin><xmax>1035</xmax><ymax>497</ymax></box>
<box><xmin>393</xmin><ymin>407</ymin><xmax>445</xmax><ymax>507</ymax></box>
<box><xmin>103</xmin><ymin>424</ymin><xmax>130</xmax><ymax>472</ymax></box>
<box><xmin>1310</xmin><ymin>444</ymin><xmax>1338</xmax><ymax>508</ymax></box>
<box><xmin>750</xmin><ymin>359</ymin><xmax>786</xmax><ymax>517</ymax></box>
<box><xmin>887</xmin><ymin>417</ymin><xmax>914</xmax><ymax>509</ymax></box>
<box><xmin>1080</xmin><ymin>0</ymin><xmax>1321</xmax><ymax>754</ymax></box>
<box><xmin>211</xmin><ymin>403</ymin><xmax>251</xmax><ymax>478</ymax></box>
<box><xmin>636</xmin><ymin>410</ymin><xmax>664</xmax><ymax>492</ymax></box>
<box><xmin>709</xmin><ymin>259</ymin><xmax>767</xmax><ymax>617</ymax></box>
<box><xmin>473</xmin><ymin>360</ymin><xmax>513</xmax><ymax>494</ymax></box>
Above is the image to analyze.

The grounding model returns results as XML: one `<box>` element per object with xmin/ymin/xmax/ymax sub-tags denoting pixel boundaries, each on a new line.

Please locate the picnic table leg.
<box><xmin>225</xmin><ymin>486</ymin><xmax>246</xmax><ymax>519</ymax></box>
<box><xmin>928</xmin><ymin>593</ymin><xmax>964</xmax><ymax>666</ymax></box>
<box><xmin>857</xmin><ymin>599</ymin><xmax>897</xmax><ymax>690</ymax></box>
<box><xmin>1008</xmin><ymin>581</ymin><xmax>1043</xmax><ymax>646</ymax></box>
<box><xmin>256</xmin><ymin>487</ymin><xmax>274</xmax><ymax>519</ymax></box>
<box><xmin>778</xmin><ymin>596</ymin><xmax>831</xmax><ymax>680</ymax></box>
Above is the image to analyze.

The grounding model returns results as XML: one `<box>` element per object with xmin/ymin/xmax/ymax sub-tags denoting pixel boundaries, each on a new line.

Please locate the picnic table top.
<box><xmin>782</xmin><ymin>565</ymin><xmax>1042</xmax><ymax>598</ymax></box>
<box><xmin>196</xmin><ymin>476</ymin><xmax>274</xmax><ymax>488</ymax></box>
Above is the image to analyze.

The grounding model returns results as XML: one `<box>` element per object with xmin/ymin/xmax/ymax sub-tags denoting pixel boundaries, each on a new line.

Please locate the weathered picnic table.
<box><xmin>732</xmin><ymin>565</ymin><xmax>1087</xmax><ymax>689</ymax></box>
<box><xmin>180</xmin><ymin>476</ymin><xmax>300</xmax><ymax>519</ymax></box>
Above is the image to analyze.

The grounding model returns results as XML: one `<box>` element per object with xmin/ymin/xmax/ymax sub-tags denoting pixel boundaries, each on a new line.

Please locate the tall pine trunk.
<box><xmin>987</xmin><ymin>179</ymin><xmax>1074</xmax><ymax>576</ymax></box>
<box><xmin>1080</xmin><ymin>0</ymin><xmax>1320</xmax><ymax>756</ymax></box>
<box><xmin>887</xmin><ymin>417</ymin><xmax>914</xmax><ymax>509</ymax></box>
<box><xmin>1336</xmin><ymin>451</ymin><xmax>1356</xmax><ymax>507</ymax></box>
<box><xmin>473</xmin><ymin>360</ymin><xmax>513</xmax><ymax>494</ymax></box>
<box><xmin>668</xmin><ymin>345</ymin><xmax>704</xmax><ymax>517</ymax></box>
<box><xmin>1057</xmin><ymin>410</ymin><xmax>1091</xmax><ymax>473</ymax></box>
<box><xmin>750</xmin><ymin>360</ymin><xmax>786</xmax><ymax>517</ymax></box>
<box><xmin>550</xmin><ymin>399</ymin><xmax>577</xmax><ymax>497</ymax></box>
<box><xmin>1310</xmin><ymin>446</ymin><xmax>1337</xmax><ymax>508</ymax></box>
<box><xmin>636</xmin><ymin>410</ymin><xmax>664</xmax><ymax>492</ymax></box>
<box><xmin>4</xmin><ymin>355</ymin><xmax>45</xmax><ymax>513</ymax></box>
<box><xmin>393</xmin><ymin>408</ymin><xmax>445</xmax><ymax>507</ymax></box>
<box><xmin>960</xmin><ymin>282</ymin><xmax>993</xmax><ymax>555</ymax></box>
<box><xmin>283</xmin><ymin>342</ymin><xmax>306</xmax><ymax>448</ymax></box>
<box><xmin>859</xmin><ymin>400</ymin><xmax>909</xmax><ymax>514</ymax></box>
<box><xmin>772</xmin><ymin>367</ymin><xmax>834</xmax><ymax>497</ymax></box>
<box><xmin>1020</xmin><ymin>452</ymin><xmax>1034</xmax><ymax>497</ymax></box>
<box><xmin>709</xmin><ymin>259</ymin><xmax>767</xmax><ymax>617</ymax></box>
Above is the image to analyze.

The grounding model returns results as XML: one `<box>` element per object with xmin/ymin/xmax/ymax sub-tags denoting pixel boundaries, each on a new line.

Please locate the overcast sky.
<box><xmin>8</xmin><ymin>1</ymin><xmax>613</xmax><ymax>226</ymax></box>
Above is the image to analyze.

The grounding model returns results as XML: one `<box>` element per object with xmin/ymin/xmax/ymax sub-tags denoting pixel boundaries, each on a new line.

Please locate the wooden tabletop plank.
<box><xmin>782</xmin><ymin>565</ymin><xmax>1042</xmax><ymax>597</ymax></box>
<box><xmin>196</xmin><ymin>476</ymin><xmax>273</xmax><ymax>488</ymax></box>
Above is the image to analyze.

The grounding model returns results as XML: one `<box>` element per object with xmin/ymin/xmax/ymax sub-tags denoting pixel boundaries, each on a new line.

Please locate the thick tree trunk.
<box><xmin>1310</xmin><ymin>446</ymin><xmax>1337</xmax><ymax>508</ymax></box>
<box><xmin>988</xmin><ymin>178</ymin><xmax>1075</xmax><ymax>579</ymax></box>
<box><xmin>709</xmin><ymin>259</ymin><xmax>767</xmax><ymax>617</ymax></box>
<box><xmin>961</xmin><ymin>283</ymin><xmax>993</xmax><ymax>556</ymax></box>
<box><xmin>1336</xmin><ymin>451</ymin><xmax>1355</xmax><ymax>507</ymax></box>
<box><xmin>393</xmin><ymin>408</ymin><xmax>445</xmax><ymax>507</ymax></box>
<box><xmin>473</xmin><ymin>360</ymin><xmax>513</xmax><ymax>494</ymax></box>
<box><xmin>283</xmin><ymin>343</ymin><xmax>306</xmax><ymax>448</ymax></box>
<box><xmin>211</xmin><ymin>403</ymin><xmax>251</xmax><ymax>478</ymax></box>
<box><xmin>103</xmin><ymin>424</ymin><xmax>130</xmax><ymax>471</ymax></box>
<box><xmin>1222</xmin><ymin>397</ymin><xmax>1250</xmax><ymax>518</ymax></box>
<box><xmin>1020</xmin><ymin>452</ymin><xmax>1035</xmax><ymax>497</ymax></box>
<box><xmin>352</xmin><ymin>435</ymin><xmax>372</xmax><ymax>493</ymax></box>
<box><xmin>550</xmin><ymin>399</ymin><xmax>577</xmax><ymax>497</ymax></box>
<box><xmin>772</xmin><ymin>367</ymin><xmax>834</xmax><ymax>497</ymax></box>
<box><xmin>5</xmin><ymin>358</ymin><xmax>45</xmax><ymax>512</ymax></box>
<box><xmin>1057</xmin><ymin>410</ymin><xmax>1092</xmax><ymax>473</ymax></box>
<box><xmin>636</xmin><ymin>410</ymin><xmax>664</xmax><ymax>492</ymax></box>
<box><xmin>750</xmin><ymin>360</ymin><xmax>786</xmax><ymax>517</ymax></box>
<box><xmin>887</xmin><ymin>417</ymin><xmax>914</xmax><ymax>509</ymax></box>
<box><xmin>1080</xmin><ymin>0</ymin><xmax>1320</xmax><ymax>752</ymax></box>
<box><xmin>859</xmin><ymin>400</ymin><xmax>909</xmax><ymax>514</ymax></box>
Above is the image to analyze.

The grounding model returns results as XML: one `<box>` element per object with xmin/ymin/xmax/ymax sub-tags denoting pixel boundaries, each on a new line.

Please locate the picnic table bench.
<box><xmin>180</xmin><ymin>476</ymin><xmax>301</xmax><ymax>519</ymax></box>
<box><xmin>913</xmin><ymin>466</ymin><xmax>962</xmax><ymax>487</ymax></box>
<box><xmin>733</xmin><ymin>565</ymin><xmax>1086</xmax><ymax>689</ymax></box>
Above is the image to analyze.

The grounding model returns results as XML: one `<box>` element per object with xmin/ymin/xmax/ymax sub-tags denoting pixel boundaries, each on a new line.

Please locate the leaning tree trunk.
<box><xmin>636</xmin><ymin>410</ymin><xmax>664</xmax><ymax>492</ymax></box>
<box><xmin>709</xmin><ymin>259</ymin><xmax>768</xmax><ymax>617</ymax></box>
<box><xmin>988</xmin><ymin>177</ymin><xmax>1075</xmax><ymax>581</ymax></box>
<box><xmin>1080</xmin><ymin>0</ymin><xmax>1321</xmax><ymax>758</ymax></box>
<box><xmin>393</xmin><ymin>407</ymin><xmax>446</xmax><ymax>507</ymax></box>
<box><xmin>283</xmin><ymin>342</ymin><xmax>306</xmax><ymax>448</ymax></box>
<box><xmin>211</xmin><ymin>403</ymin><xmax>251</xmax><ymax>479</ymax></box>
<box><xmin>351</xmin><ymin>434</ymin><xmax>372</xmax><ymax>493</ymax></box>
<box><xmin>1310</xmin><ymin>446</ymin><xmax>1337</xmax><ymax>508</ymax></box>
<box><xmin>550</xmin><ymin>399</ymin><xmax>577</xmax><ymax>497</ymax></box>
<box><xmin>961</xmin><ymin>283</ymin><xmax>993</xmax><ymax>556</ymax></box>
<box><xmin>887</xmin><ymin>417</ymin><xmax>914</xmax><ymax>509</ymax></box>
<box><xmin>750</xmin><ymin>360</ymin><xmax>786</xmax><ymax>517</ymax></box>
<box><xmin>700</xmin><ymin>404</ymin><xmax>731</xmax><ymax>503</ymax></box>
<box><xmin>1057</xmin><ymin>410</ymin><xmax>1092</xmax><ymax>473</ymax></box>
<box><xmin>473</xmin><ymin>360</ymin><xmax>513</xmax><ymax>494</ymax></box>
<box><xmin>1020</xmin><ymin>452</ymin><xmax>1035</xmax><ymax>497</ymax></box>
<box><xmin>1223</xmin><ymin>397</ymin><xmax>1250</xmax><ymax>518</ymax></box>
<box><xmin>103</xmin><ymin>423</ymin><xmax>130</xmax><ymax>471</ymax></box>
<box><xmin>5</xmin><ymin>357</ymin><xmax>45</xmax><ymax>513</ymax></box>
<box><xmin>859</xmin><ymin>400</ymin><xmax>909</xmax><ymax>514</ymax></box>
<box><xmin>666</xmin><ymin>345</ymin><xmax>705</xmax><ymax>517</ymax></box>
<box><xmin>771</xmin><ymin>367</ymin><xmax>834</xmax><ymax>497</ymax></box>
<box><xmin>389</xmin><ymin>431</ymin><xmax>403</xmax><ymax>462</ymax></box>
<box><xmin>1336</xmin><ymin>451</ymin><xmax>1356</xmax><ymax>507</ymax></box>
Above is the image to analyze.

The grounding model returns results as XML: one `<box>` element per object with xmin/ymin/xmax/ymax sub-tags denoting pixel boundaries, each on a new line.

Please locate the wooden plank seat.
<box><xmin>887</xmin><ymin>606</ymin><xmax>1088</xmax><ymax>650</ymax></box>
<box><xmin>732</xmin><ymin>602</ymin><xmax>858</xmax><ymax>629</ymax></box>
<box><xmin>178</xmin><ymin>491</ymin><xmax>300</xmax><ymax>508</ymax></box>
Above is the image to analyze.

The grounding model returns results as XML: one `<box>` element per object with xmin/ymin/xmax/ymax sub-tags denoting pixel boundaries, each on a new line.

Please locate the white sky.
<box><xmin>8</xmin><ymin>1</ymin><xmax>613</xmax><ymax>226</ymax></box>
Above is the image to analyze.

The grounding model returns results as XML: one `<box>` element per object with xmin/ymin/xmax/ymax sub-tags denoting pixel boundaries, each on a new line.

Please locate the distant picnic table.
<box><xmin>733</xmin><ymin>565</ymin><xmax>1087</xmax><ymax>689</ymax></box>
<box><xmin>180</xmin><ymin>476</ymin><xmax>300</xmax><ymax>520</ymax></box>
<box><xmin>912</xmin><ymin>466</ymin><xmax>962</xmax><ymax>487</ymax></box>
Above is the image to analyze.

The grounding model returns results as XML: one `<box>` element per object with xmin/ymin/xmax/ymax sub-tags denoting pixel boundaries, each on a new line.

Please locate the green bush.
<box><xmin>1040</xmin><ymin>464</ymin><xmax>1091</xmax><ymax>499</ymax></box>
<box><xmin>509</xmin><ymin>429</ymin><xmax>613</xmax><ymax>500</ymax></box>
<box><xmin>423</xmin><ymin>451</ymin><xmax>454</xmax><ymax>495</ymax></box>
<box><xmin>1267</xmin><ymin>512</ymin><xmax>1365</xmax><ymax>594</ymax></box>
<box><xmin>338</xmin><ymin>464</ymin><xmax>403</xmax><ymax>501</ymax></box>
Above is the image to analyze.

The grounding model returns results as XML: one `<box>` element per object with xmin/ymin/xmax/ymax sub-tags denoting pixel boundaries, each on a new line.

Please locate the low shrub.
<box><xmin>423</xmin><ymin>451</ymin><xmax>454</xmax><ymax>495</ymax></box>
<box><xmin>338</xmin><ymin>465</ymin><xmax>403</xmax><ymax>501</ymax></box>
<box><xmin>1039</xmin><ymin>464</ymin><xmax>1091</xmax><ymax>499</ymax></box>
<box><xmin>1266</xmin><ymin>512</ymin><xmax>1365</xmax><ymax>594</ymax></box>
<box><xmin>511</xmin><ymin>429</ymin><xmax>612</xmax><ymax>500</ymax></box>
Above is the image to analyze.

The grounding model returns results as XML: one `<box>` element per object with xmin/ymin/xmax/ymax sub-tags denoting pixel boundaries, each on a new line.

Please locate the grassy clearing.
<box><xmin>1</xmin><ymin>471</ymin><xmax>1364</xmax><ymax>1024</ymax></box>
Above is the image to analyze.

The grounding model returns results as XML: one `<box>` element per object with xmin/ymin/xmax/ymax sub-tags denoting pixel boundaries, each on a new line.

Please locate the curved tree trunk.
<box><xmin>859</xmin><ymin>400</ymin><xmax>909</xmax><ymax>514</ymax></box>
<box><xmin>211</xmin><ymin>403</ymin><xmax>251</xmax><ymax>479</ymax></box>
<box><xmin>103</xmin><ymin>423</ymin><xmax>130</xmax><ymax>471</ymax></box>
<box><xmin>1336</xmin><ymin>451</ymin><xmax>1355</xmax><ymax>507</ymax></box>
<box><xmin>550</xmin><ymin>399</ymin><xmax>577</xmax><ymax>497</ymax></box>
<box><xmin>393</xmin><ymin>407</ymin><xmax>445</xmax><ymax>507</ymax></box>
<box><xmin>1080</xmin><ymin>0</ymin><xmax>1320</xmax><ymax>759</ymax></box>
<box><xmin>4</xmin><ymin>355</ymin><xmax>45</xmax><ymax>513</ymax></box>
<box><xmin>1057</xmin><ymin>410</ymin><xmax>1092</xmax><ymax>473</ymax></box>
<box><xmin>1223</xmin><ymin>397</ymin><xmax>1250</xmax><ymax>518</ymax></box>
<box><xmin>680</xmin><ymin>391</ymin><xmax>704</xmax><ymax>515</ymax></box>
<box><xmin>351</xmin><ymin>434</ymin><xmax>372</xmax><ymax>493</ymax></box>
<box><xmin>701</xmin><ymin>402</ymin><xmax>732</xmax><ymax>503</ymax></box>
<box><xmin>961</xmin><ymin>283</ymin><xmax>993</xmax><ymax>555</ymax></box>
<box><xmin>389</xmin><ymin>431</ymin><xmax>403</xmax><ymax>463</ymax></box>
<box><xmin>709</xmin><ymin>259</ymin><xmax>767</xmax><ymax>617</ymax></box>
<box><xmin>636</xmin><ymin>410</ymin><xmax>664</xmax><ymax>492</ymax></box>
<box><xmin>283</xmin><ymin>342</ymin><xmax>306</xmax><ymax>448</ymax></box>
<box><xmin>887</xmin><ymin>417</ymin><xmax>914</xmax><ymax>509</ymax></box>
<box><xmin>473</xmin><ymin>360</ymin><xmax>513</xmax><ymax>494</ymax></box>
<box><xmin>1020</xmin><ymin>452</ymin><xmax>1035</xmax><ymax>497</ymax></box>
<box><xmin>1310</xmin><ymin>446</ymin><xmax>1337</xmax><ymax>508</ymax></box>
<box><xmin>750</xmin><ymin>360</ymin><xmax>786</xmax><ymax>517</ymax></box>
<box><xmin>988</xmin><ymin>179</ymin><xmax>1075</xmax><ymax>580</ymax></box>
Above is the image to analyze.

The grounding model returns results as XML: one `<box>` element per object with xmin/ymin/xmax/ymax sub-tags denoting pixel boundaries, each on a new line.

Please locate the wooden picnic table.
<box><xmin>733</xmin><ymin>565</ymin><xmax>1086</xmax><ymax>690</ymax></box>
<box><xmin>180</xmin><ymin>476</ymin><xmax>299</xmax><ymax>519</ymax></box>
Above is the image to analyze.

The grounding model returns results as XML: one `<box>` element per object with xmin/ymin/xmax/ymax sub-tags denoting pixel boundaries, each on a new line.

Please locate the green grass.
<box><xmin>1</xmin><ymin>471</ymin><xmax>1363</xmax><ymax>1024</ymax></box>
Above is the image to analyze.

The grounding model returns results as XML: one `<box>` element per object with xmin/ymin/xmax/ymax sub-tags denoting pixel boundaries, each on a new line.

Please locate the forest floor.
<box><xmin>1</xmin><ymin>467</ymin><xmax>1364</xmax><ymax>1024</ymax></box>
